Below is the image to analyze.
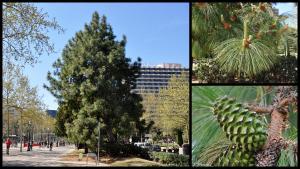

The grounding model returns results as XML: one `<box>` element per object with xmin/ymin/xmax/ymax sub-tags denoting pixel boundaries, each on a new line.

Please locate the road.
<box><xmin>2</xmin><ymin>144</ymin><xmax>109</xmax><ymax>166</ymax></box>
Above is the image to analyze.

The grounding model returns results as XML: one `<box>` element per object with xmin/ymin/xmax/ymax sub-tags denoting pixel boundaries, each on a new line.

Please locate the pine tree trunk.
<box><xmin>255</xmin><ymin>109</ymin><xmax>286</xmax><ymax>166</ymax></box>
<box><xmin>255</xmin><ymin>86</ymin><xmax>297</xmax><ymax>166</ymax></box>
<box><xmin>106</xmin><ymin>125</ymin><xmax>116</xmax><ymax>144</ymax></box>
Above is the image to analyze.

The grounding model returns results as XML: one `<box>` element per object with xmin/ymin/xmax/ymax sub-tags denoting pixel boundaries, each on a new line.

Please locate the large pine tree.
<box><xmin>44</xmin><ymin>12</ymin><xmax>143</xmax><ymax>149</ymax></box>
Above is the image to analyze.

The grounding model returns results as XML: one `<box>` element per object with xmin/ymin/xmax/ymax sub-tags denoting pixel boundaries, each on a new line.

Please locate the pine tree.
<box><xmin>45</xmin><ymin>12</ymin><xmax>143</xmax><ymax>149</ymax></box>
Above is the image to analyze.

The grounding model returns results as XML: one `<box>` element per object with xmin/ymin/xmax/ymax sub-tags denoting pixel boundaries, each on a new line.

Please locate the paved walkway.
<box><xmin>2</xmin><ymin>144</ymin><xmax>109</xmax><ymax>166</ymax></box>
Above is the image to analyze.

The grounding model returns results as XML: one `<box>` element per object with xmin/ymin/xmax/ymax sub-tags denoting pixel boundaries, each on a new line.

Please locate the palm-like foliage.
<box><xmin>277</xmin><ymin>27</ymin><xmax>298</xmax><ymax>57</ymax></box>
<box><xmin>214</xmin><ymin>38</ymin><xmax>277</xmax><ymax>77</ymax></box>
<box><xmin>192</xmin><ymin>3</ymin><xmax>242</xmax><ymax>60</ymax></box>
<box><xmin>192</xmin><ymin>3</ymin><xmax>297</xmax><ymax>81</ymax></box>
<box><xmin>192</xmin><ymin>86</ymin><xmax>297</xmax><ymax>166</ymax></box>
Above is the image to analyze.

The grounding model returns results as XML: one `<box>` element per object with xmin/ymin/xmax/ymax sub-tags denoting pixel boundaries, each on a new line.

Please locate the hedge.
<box><xmin>150</xmin><ymin>152</ymin><xmax>189</xmax><ymax>166</ymax></box>
<box><xmin>100</xmin><ymin>143</ymin><xmax>150</xmax><ymax>159</ymax></box>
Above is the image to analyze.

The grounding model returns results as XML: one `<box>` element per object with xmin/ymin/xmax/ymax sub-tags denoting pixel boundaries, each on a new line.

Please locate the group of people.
<box><xmin>5</xmin><ymin>138</ymin><xmax>68</xmax><ymax>155</ymax></box>
<box><xmin>38</xmin><ymin>140</ymin><xmax>53</xmax><ymax>151</ymax></box>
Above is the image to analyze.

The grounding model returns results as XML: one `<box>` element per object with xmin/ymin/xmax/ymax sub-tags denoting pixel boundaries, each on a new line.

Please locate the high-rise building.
<box><xmin>272</xmin><ymin>7</ymin><xmax>279</xmax><ymax>16</ymax></box>
<box><xmin>132</xmin><ymin>63</ymin><xmax>189</xmax><ymax>95</ymax></box>
<box><xmin>46</xmin><ymin>110</ymin><xmax>57</xmax><ymax>118</ymax></box>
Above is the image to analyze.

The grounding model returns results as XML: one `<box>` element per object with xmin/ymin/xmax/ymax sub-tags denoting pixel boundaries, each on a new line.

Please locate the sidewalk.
<box><xmin>2</xmin><ymin>144</ymin><xmax>109</xmax><ymax>166</ymax></box>
<box><xmin>57</xmin><ymin>146</ymin><xmax>110</xmax><ymax>166</ymax></box>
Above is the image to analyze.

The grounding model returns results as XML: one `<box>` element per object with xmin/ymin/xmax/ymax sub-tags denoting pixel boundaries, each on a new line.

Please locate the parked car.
<box><xmin>134</xmin><ymin>142</ymin><xmax>151</xmax><ymax>149</ymax></box>
<box><xmin>134</xmin><ymin>142</ymin><xmax>143</xmax><ymax>147</ymax></box>
<box><xmin>141</xmin><ymin>143</ymin><xmax>151</xmax><ymax>149</ymax></box>
<box><xmin>150</xmin><ymin>144</ymin><xmax>161</xmax><ymax>152</ymax></box>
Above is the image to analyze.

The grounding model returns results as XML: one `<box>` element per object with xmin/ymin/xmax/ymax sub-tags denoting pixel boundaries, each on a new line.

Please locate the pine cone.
<box><xmin>216</xmin><ymin>146</ymin><xmax>256</xmax><ymax>166</ymax></box>
<box><xmin>213</xmin><ymin>96</ymin><xmax>268</xmax><ymax>152</ymax></box>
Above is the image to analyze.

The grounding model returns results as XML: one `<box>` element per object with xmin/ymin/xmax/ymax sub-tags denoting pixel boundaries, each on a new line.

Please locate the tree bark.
<box><xmin>106</xmin><ymin>125</ymin><xmax>116</xmax><ymax>144</ymax></box>
<box><xmin>255</xmin><ymin>86</ymin><xmax>297</xmax><ymax>166</ymax></box>
<box><xmin>255</xmin><ymin>108</ymin><xmax>286</xmax><ymax>166</ymax></box>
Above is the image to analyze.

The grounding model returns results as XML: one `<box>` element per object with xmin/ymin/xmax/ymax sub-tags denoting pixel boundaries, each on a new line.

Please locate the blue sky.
<box><xmin>22</xmin><ymin>3</ymin><xmax>189</xmax><ymax>110</ymax></box>
<box><xmin>274</xmin><ymin>2</ymin><xmax>297</xmax><ymax>28</ymax></box>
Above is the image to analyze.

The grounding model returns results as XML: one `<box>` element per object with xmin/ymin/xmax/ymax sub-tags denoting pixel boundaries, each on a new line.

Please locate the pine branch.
<box><xmin>256</xmin><ymin>86</ymin><xmax>297</xmax><ymax>166</ymax></box>
<box><xmin>246</xmin><ymin>104</ymin><xmax>273</xmax><ymax>114</ymax></box>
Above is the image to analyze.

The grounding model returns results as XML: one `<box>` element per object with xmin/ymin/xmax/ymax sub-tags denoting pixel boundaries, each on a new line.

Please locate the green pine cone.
<box><xmin>213</xmin><ymin>96</ymin><xmax>267</xmax><ymax>152</ymax></box>
<box><xmin>215</xmin><ymin>145</ymin><xmax>256</xmax><ymax>166</ymax></box>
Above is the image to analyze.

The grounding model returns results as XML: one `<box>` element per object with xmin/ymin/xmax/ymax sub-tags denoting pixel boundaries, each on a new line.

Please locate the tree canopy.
<box><xmin>142</xmin><ymin>72</ymin><xmax>189</xmax><ymax>144</ymax></box>
<box><xmin>3</xmin><ymin>3</ymin><xmax>64</xmax><ymax>67</ymax></box>
<box><xmin>44</xmin><ymin>12</ymin><xmax>144</xmax><ymax>149</ymax></box>
<box><xmin>3</xmin><ymin>63</ymin><xmax>52</xmax><ymax>138</ymax></box>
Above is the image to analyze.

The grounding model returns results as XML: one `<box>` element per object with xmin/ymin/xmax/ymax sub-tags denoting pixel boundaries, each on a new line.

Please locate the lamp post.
<box><xmin>97</xmin><ymin>121</ymin><xmax>100</xmax><ymax>166</ymax></box>
<box><xmin>14</xmin><ymin>122</ymin><xmax>19</xmax><ymax>148</ymax></box>
<box><xmin>31</xmin><ymin>125</ymin><xmax>34</xmax><ymax>151</ymax></box>
<box><xmin>40</xmin><ymin>129</ymin><xmax>42</xmax><ymax>143</ymax></box>
<box><xmin>27</xmin><ymin>121</ymin><xmax>31</xmax><ymax>151</ymax></box>
<box><xmin>47</xmin><ymin>128</ymin><xmax>50</xmax><ymax>148</ymax></box>
<box><xmin>20</xmin><ymin>110</ymin><xmax>23</xmax><ymax>152</ymax></box>
<box><xmin>6</xmin><ymin>104</ymin><xmax>10</xmax><ymax>141</ymax></box>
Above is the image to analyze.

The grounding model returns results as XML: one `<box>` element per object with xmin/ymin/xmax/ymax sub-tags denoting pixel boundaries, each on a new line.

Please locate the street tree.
<box><xmin>45</xmin><ymin>12</ymin><xmax>143</xmax><ymax>151</ymax></box>
<box><xmin>3</xmin><ymin>2</ymin><xmax>64</xmax><ymax>67</ymax></box>
<box><xmin>3</xmin><ymin>63</ymin><xmax>45</xmax><ymax>123</ymax></box>
<box><xmin>157</xmin><ymin>72</ymin><xmax>189</xmax><ymax>144</ymax></box>
<box><xmin>3</xmin><ymin>63</ymin><xmax>50</xmax><ymax>150</ymax></box>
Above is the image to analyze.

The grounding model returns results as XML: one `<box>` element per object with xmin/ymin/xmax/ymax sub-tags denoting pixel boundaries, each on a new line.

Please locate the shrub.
<box><xmin>100</xmin><ymin>143</ymin><xmax>150</xmax><ymax>159</ymax></box>
<box><xmin>158</xmin><ymin>143</ymin><xmax>180</xmax><ymax>149</ymax></box>
<box><xmin>150</xmin><ymin>152</ymin><xmax>189</xmax><ymax>166</ymax></box>
<box><xmin>193</xmin><ymin>56</ymin><xmax>298</xmax><ymax>83</ymax></box>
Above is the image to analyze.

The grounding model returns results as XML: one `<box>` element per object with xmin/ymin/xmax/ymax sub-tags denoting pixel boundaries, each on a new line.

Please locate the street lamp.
<box><xmin>97</xmin><ymin>121</ymin><xmax>100</xmax><ymax>166</ymax></box>
<box><xmin>40</xmin><ymin>129</ymin><xmax>43</xmax><ymax>143</ymax></box>
<box><xmin>14</xmin><ymin>122</ymin><xmax>19</xmax><ymax>148</ymax></box>
<box><xmin>20</xmin><ymin>109</ymin><xmax>23</xmax><ymax>152</ymax></box>
<box><xmin>27</xmin><ymin>121</ymin><xmax>31</xmax><ymax>151</ymax></box>
<box><xmin>31</xmin><ymin>125</ymin><xmax>34</xmax><ymax>151</ymax></box>
<box><xmin>7</xmin><ymin>107</ymin><xmax>10</xmax><ymax>141</ymax></box>
<box><xmin>47</xmin><ymin>128</ymin><xmax>50</xmax><ymax>148</ymax></box>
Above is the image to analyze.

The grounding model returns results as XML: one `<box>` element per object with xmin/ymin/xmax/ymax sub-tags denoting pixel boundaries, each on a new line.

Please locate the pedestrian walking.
<box><xmin>5</xmin><ymin>138</ymin><xmax>12</xmax><ymax>155</ymax></box>
<box><xmin>50</xmin><ymin>141</ymin><xmax>53</xmax><ymax>151</ymax></box>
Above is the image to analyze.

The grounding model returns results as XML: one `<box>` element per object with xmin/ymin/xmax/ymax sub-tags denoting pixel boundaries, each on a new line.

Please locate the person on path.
<box><xmin>5</xmin><ymin>138</ymin><xmax>12</xmax><ymax>155</ymax></box>
<box><xmin>30</xmin><ymin>140</ymin><xmax>33</xmax><ymax>150</ymax></box>
<box><xmin>50</xmin><ymin>141</ymin><xmax>53</xmax><ymax>151</ymax></box>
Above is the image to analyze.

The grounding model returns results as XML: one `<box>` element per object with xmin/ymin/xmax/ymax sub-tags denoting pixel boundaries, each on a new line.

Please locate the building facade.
<box><xmin>131</xmin><ymin>63</ymin><xmax>189</xmax><ymax>95</ymax></box>
<box><xmin>46</xmin><ymin>110</ymin><xmax>57</xmax><ymax>118</ymax></box>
